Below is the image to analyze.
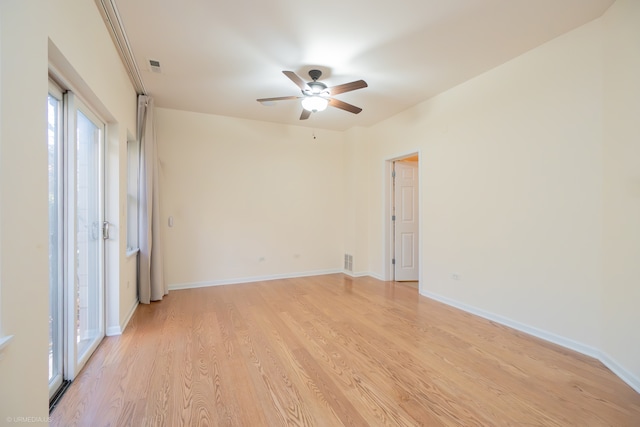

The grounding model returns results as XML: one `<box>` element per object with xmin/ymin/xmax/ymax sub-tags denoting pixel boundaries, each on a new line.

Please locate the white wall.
<box><xmin>343</xmin><ymin>127</ymin><xmax>371</xmax><ymax>276</ymax></box>
<box><xmin>156</xmin><ymin>108</ymin><xmax>346</xmax><ymax>288</ymax></box>
<box><xmin>0</xmin><ymin>0</ymin><xmax>137</xmax><ymax>421</ymax></box>
<box><xmin>0</xmin><ymin>2</ymin><xmax>49</xmax><ymax>423</ymax></box>
<box><xmin>601</xmin><ymin>0</ymin><xmax>640</xmax><ymax>386</ymax></box>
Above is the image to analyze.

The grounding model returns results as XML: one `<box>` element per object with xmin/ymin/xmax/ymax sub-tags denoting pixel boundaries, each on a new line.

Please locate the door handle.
<box><xmin>102</xmin><ymin>221</ymin><xmax>111</xmax><ymax>240</ymax></box>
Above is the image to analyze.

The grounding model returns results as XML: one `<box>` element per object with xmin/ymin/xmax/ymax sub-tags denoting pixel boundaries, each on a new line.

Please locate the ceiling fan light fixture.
<box><xmin>301</xmin><ymin>95</ymin><xmax>328</xmax><ymax>112</ymax></box>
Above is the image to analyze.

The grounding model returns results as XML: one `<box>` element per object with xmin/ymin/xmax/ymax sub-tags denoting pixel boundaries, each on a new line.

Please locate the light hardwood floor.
<box><xmin>51</xmin><ymin>274</ymin><xmax>640</xmax><ymax>426</ymax></box>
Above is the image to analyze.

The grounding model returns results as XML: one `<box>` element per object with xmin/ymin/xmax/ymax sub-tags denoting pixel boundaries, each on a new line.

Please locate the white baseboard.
<box><xmin>368</xmin><ymin>272</ymin><xmax>384</xmax><ymax>281</ymax></box>
<box><xmin>342</xmin><ymin>270</ymin><xmax>385</xmax><ymax>281</ymax></box>
<box><xmin>121</xmin><ymin>298</ymin><xmax>139</xmax><ymax>333</ymax></box>
<box><xmin>106</xmin><ymin>298</ymin><xmax>139</xmax><ymax>336</ymax></box>
<box><xmin>342</xmin><ymin>270</ymin><xmax>373</xmax><ymax>278</ymax></box>
<box><xmin>168</xmin><ymin>269</ymin><xmax>343</xmax><ymax>291</ymax></box>
<box><xmin>423</xmin><ymin>290</ymin><xmax>640</xmax><ymax>395</ymax></box>
<box><xmin>106</xmin><ymin>326</ymin><xmax>121</xmax><ymax>336</ymax></box>
<box><xmin>599</xmin><ymin>351</ymin><xmax>640</xmax><ymax>394</ymax></box>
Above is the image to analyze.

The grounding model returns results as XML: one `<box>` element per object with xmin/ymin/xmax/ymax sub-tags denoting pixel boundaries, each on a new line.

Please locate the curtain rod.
<box><xmin>95</xmin><ymin>0</ymin><xmax>147</xmax><ymax>95</ymax></box>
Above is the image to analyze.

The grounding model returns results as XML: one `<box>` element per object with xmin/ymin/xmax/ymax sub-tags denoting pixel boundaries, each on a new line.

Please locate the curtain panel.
<box><xmin>137</xmin><ymin>95</ymin><xmax>166</xmax><ymax>303</ymax></box>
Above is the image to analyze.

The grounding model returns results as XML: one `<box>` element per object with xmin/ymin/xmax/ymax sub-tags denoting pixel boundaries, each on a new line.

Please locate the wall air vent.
<box><xmin>149</xmin><ymin>59</ymin><xmax>162</xmax><ymax>73</ymax></box>
<box><xmin>344</xmin><ymin>254</ymin><xmax>353</xmax><ymax>272</ymax></box>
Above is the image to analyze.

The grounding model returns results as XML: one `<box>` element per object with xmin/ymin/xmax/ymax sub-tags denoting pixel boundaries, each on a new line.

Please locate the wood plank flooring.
<box><xmin>50</xmin><ymin>274</ymin><xmax>640</xmax><ymax>426</ymax></box>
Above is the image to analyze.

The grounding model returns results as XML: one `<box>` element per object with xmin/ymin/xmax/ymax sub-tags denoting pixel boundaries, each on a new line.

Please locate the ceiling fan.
<box><xmin>257</xmin><ymin>69</ymin><xmax>368</xmax><ymax>120</ymax></box>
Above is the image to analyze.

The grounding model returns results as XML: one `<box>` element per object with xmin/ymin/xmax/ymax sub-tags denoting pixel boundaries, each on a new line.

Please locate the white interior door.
<box><xmin>393</xmin><ymin>160</ymin><xmax>419</xmax><ymax>281</ymax></box>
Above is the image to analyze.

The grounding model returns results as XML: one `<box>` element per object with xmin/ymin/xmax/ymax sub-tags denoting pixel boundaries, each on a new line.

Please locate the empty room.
<box><xmin>1</xmin><ymin>0</ymin><xmax>639</xmax><ymax>425</ymax></box>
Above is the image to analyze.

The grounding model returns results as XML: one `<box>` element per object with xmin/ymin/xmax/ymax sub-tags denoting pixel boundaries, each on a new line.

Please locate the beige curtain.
<box><xmin>137</xmin><ymin>95</ymin><xmax>166</xmax><ymax>303</ymax></box>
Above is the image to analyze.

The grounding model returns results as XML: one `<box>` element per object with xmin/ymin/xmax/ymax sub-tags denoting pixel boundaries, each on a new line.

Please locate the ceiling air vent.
<box><xmin>148</xmin><ymin>59</ymin><xmax>162</xmax><ymax>73</ymax></box>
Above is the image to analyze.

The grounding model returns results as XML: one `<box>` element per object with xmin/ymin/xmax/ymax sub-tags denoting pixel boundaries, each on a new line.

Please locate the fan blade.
<box><xmin>257</xmin><ymin>95</ymin><xmax>300</xmax><ymax>103</ymax></box>
<box><xmin>329</xmin><ymin>80</ymin><xmax>367</xmax><ymax>96</ymax></box>
<box><xmin>300</xmin><ymin>109</ymin><xmax>311</xmax><ymax>120</ymax></box>
<box><xmin>283</xmin><ymin>71</ymin><xmax>310</xmax><ymax>91</ymax></box>
<box><xmin>328</xmin><ymin>98</ymin><xmax>362</xmax><ymax>114</ymax></box>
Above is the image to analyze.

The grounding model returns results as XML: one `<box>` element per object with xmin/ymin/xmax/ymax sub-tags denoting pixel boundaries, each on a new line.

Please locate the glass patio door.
<box><xmin>48</xmin><ymin>83</ymin><xmax>105</xmax><ymax>399</ymax></box>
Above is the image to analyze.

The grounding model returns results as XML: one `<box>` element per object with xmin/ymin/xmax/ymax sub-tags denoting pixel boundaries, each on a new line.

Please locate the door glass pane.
<box><xmin>75</xmin><ymin>110</ymin><xmax>101</xmax><ymax>361</ymax></box>
<box><xmin>48</xmin><ymin>93</ymin><xmax>62</xmax><ymax>388</ymax></box>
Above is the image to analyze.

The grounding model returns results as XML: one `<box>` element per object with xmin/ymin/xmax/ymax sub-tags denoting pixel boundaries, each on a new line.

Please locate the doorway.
<box><xmin>48</xmin><ymin>80</ymin><xmax>106</xmax><ymax>401</ymax></box>
<box><xmin>387</xmin><ymin>154</ymin><xmax>420</xmax><ymax>283</ymax></box>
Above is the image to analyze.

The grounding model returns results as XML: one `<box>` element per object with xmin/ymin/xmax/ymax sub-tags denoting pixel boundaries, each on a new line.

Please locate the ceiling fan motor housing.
<box><xmin>305</xmin><ymin>82</ymin><xmax>329</xmax><ymax>96</ymax></box>
<box><xmin>308</xmin><ymin>69</ymin><xmax>322</xmax><ymax>81</ymax></box>
<box><xmin>304</xmin><ymin>70</ymin><xmax>329</xmax><ymax>96</ymax></box>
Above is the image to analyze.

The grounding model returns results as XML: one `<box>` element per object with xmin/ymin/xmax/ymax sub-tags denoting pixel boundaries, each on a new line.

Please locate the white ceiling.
<box><xmin>114</xmin><ymin>0</ymin><xmax>614</xmax><ymax>131</ymax></box>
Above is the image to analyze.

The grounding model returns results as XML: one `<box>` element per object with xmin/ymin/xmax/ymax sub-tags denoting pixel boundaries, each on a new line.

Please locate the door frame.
<box><xmin>383</xmin><ymin>151</ymin><xmax>422</xmax><ymax>286</ymax></box>
<box><xmin>48</xmin><ymin>46</ymin><xmax>119</xmax><ymax>394</ymax></box>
